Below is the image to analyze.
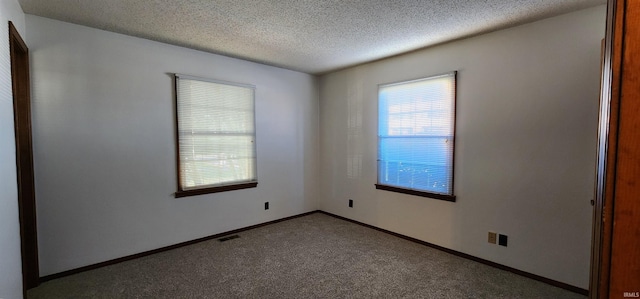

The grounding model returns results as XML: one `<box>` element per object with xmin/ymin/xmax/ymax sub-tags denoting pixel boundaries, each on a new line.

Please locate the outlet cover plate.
<box><xmin>488</xmin><ymin>232</ymin><xmax>497</xmax><ymax>244</ymax></box>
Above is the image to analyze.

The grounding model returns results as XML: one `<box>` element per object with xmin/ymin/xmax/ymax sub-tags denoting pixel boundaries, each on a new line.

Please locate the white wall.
<box><xmin>319</xmin><ymin>5</ymin><xmax>605</xmax><ymax>289</ymax></box>
<box><xmin>26</xmin><ymin>15</ymin><xmax>319</xmax><ymax>276</ymax></box>
<box><xmin>0</xmin><ymin>0</ymin><xmax>26</xmax><ymax>298</ymax></box>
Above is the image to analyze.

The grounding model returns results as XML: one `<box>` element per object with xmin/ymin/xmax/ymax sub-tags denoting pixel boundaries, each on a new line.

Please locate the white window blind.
<box><xmin>176</xmin><ymin>75</ymin><xmax>257</xmax><ymax>191</ymax></box>
<box><xmin>378</xmin><ymin>72</ymin><xmax>456</xmax><ymax>196</ymax></box>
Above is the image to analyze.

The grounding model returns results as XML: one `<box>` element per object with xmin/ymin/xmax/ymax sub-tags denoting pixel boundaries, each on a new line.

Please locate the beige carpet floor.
<box><xmin>28</xmin><ymin>213</ymin><xmax>586</xmax><ymax>298</ymax></box>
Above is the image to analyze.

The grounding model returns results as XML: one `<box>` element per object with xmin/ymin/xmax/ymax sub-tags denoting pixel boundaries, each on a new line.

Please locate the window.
<box><xmin>376</xmin><ymin>72</ymin><xmax>456</xmax><ymax>201</ymax></box>
<box><xmin>174</xmin><ymin>74</ymin><xmax>257</xmax><ymax>198</ymax></box>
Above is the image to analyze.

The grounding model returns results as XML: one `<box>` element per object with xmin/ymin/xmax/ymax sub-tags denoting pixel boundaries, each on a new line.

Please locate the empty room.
<box><xmin>4</xmin><ymin>0</ymin><xmax>637</xmax><ymax>298</ymax></box>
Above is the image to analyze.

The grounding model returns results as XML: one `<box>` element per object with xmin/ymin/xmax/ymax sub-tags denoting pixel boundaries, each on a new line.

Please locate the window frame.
<box><xmin>173</xmin><ymin>74</ymin><xmax>258</xmax><ymax>198</ymax></box>
<box><xmin>375</xmin><ymin>71</ymin><xmax>457</xmax><ymax>202</ymax></box>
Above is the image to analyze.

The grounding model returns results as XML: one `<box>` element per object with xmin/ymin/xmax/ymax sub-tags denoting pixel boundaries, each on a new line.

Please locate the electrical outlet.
<box><xmin>498</xmin><ymin>234</ymin><xmax>508</xmax><ymax>247</ymax></box>
<box><xmin>264</xmin><ymin>202</ymin><xmax>269</xmax><ymax>210</ymax></box>
<box><xmin>348</xmin><ymin>199</ymin><xmax>353</xmax><ymax>208</ymax></box>
<box><xmin>488</xmin><ymin>232</ymin><xmax>497</xmax><ymax>244</ymax></box>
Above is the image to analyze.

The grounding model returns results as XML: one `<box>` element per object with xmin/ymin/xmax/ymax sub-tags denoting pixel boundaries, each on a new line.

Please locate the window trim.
<box><xmin>175</xmin><ymin>182</ymin><xmax>258</xmax><ymax>198</ymax></box>
<box><xmin>173</xmin><ymin>74</ymin><xmax>258</xmax><ymax>198</ymax></box>
<box><xmin>375</xmin><ymin>71</ymin><xmax>457</xmax><ymax>202</ymax></box>
<box><xmin>374</xmin><ymin>184</ymin><xmax>456</xmax><ymax>202</ymax></box>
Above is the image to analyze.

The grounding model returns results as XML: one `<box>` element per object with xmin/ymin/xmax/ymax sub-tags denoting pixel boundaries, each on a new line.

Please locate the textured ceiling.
<box><xmin>18</xmin><ymin>0</ymin><xmax>605</xmax><ymax>74</ymax></box>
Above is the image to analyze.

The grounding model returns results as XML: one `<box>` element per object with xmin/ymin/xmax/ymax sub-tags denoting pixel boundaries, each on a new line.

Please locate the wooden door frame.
<box><xmin>9</xmin><ymin>21</ymin><xmax>40</xmax><ymax>293</ymax></box>
<box><xmin>591</xmin><ymin>0</ymin><xmax>640</xmax><ymax>297</ymax></box>
<box><xmin>606</xmin><ymin>0</ymin><xmax>640</xmax><ymax>297</ymax></box>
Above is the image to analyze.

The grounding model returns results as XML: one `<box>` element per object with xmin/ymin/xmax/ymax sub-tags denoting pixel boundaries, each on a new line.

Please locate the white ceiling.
<box><xmin>18</xmin><ymin>0</ymin><xmax>605</xmax><ymax>74</ymax></box>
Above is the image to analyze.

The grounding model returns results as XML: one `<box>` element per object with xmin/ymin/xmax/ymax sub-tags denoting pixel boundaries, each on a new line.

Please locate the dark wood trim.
<box><xmin>604</xmin><ymin>1</ymin><xmax>626</xmax><ymax>296</ymax></box>
<box><xmin>9</xmin><ymin>21</ymin><xmax>40</xmax><ymax>294</ymax></box>
<box><xmin>172</xmin><ymin>75</ymin><xmax>182</xmax><ymax>195</ymax></box>
<box><xmin>174</xmin><ymin>182</ymin><xmax>258</xmax><ymax>198</ymax></box>
<box><xmin>319</xmin><ymin>211</ymin><xmax>588</xmax><ymax>296</ymax></box>
<box><xmin>375</xmin><ymin>184</ymin><xmax>456</xmax><ymax>202</ymax></box>
<box><xmin>607</xmin><ymin>0</ymin><xmax>640</xmax><ymax>296</ymax></box>
<box><xmin>40</xmin><ymin>210</ymin><xmax>319</xmax><ymax>282</ymax></box>
<box><xmin>9</xmin><ymin>21</ymin><xmax>27</xmax><ymax>50</ymax></box>
<box><xmin>594</xmin><ymin>1</ymin><xmax>624</xmax><ymax>298</ymax></box>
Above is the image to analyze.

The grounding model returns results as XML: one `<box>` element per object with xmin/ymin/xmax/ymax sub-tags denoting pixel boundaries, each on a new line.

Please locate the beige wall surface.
<box><xmin>319</xmin><ymin>5</ymin><xmax>605</xmax><ymax>289</ymax></box>
<box><xmin>26</xmin><ymin>15</ymin><xmax>319</xmax><ymax>276</ymax></box>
